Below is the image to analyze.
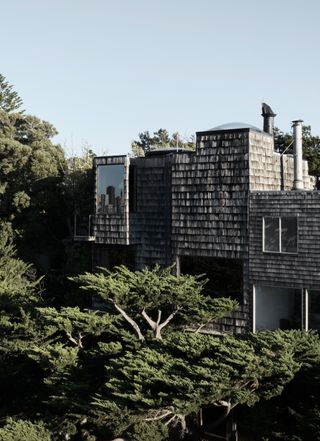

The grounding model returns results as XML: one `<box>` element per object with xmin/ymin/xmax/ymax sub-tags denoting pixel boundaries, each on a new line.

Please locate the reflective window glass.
<box><xmin>264</xmin><ymin>217</ymin><xmax>280</xmax><ymax>252</ymax></box>
<box><xmin>255</xmin><ymin>285</ymin><xmax>302</xmax><ymax>330</ymax></box>
<box><xmin>97</xmin><ymin>165</ymin><xmax>124</xmax><ymax>214</ymax></box>
<box><xmin>281</xmin><ymin>217</ymin><xmax>297</xmax><ymax>253</ymax></box>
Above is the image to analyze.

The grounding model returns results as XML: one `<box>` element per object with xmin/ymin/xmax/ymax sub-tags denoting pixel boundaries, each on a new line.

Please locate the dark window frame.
<box><xmin>263</xmin><ymin>216</ymin><xmax>298</xmax><ymax>254</ymax></box>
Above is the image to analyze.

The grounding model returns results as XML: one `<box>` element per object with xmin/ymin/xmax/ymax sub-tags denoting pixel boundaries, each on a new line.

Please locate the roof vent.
<box><xmin>261</xmin><ymin>103</ymin><xmax>276</xmax><ymax>135</ymax></box>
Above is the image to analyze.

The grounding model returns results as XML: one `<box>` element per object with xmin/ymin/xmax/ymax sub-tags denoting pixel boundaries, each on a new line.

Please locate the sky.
<box><xmin>1</xmin><ymin>0</ymin><xmax>320</xmax><ymax>156</ymax></box>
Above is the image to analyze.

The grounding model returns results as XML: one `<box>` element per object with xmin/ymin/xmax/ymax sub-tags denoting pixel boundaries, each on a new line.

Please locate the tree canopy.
<box><xmin>0</xmin><ymin>74</ymin><xmax>23</xmax><ymax>113</ymax></box>
<box><xmin>131</xmin><ymin>128</ymin><xmax>195</xmax><ymax>156</ymax></box>
<box><xmin>1</xmin><ymin>73</ymin><xmax>320</xmax><ymax>440</ymax></box>
<box><xmin>2</xmin><ymin>254</ymin><xmax>320</xmax><ymax>440</ymax></box>
<box><xmin>274</xmin><ymin>125</ymin><xmax>320</xmax><ymax>185</ymax></box>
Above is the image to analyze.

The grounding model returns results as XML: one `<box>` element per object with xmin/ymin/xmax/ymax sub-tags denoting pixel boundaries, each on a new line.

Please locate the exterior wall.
<box><xmin>93</xmin><ymin>156</ymin><xmax>129</xmax><ymax>245</ymax></box>
<box><xmin>171</xmin><ymin>129</ymin><xmax>251</xmax><ymax>260</ymax></box>
<box><xmin>129</xmin><ymin>155</ymin><xmax>172</xmax><ymax>269</ymax></box>
<box><xmin>249</xmin><ymin>191</ymin><xmax>320</xmax><ymax>290</ymax></box>
<box><xmin>249</xmin><ymin>131</ymin><xmax>314</xmax><ymax>191</ymax></box>
<box><xmin>90</xmin><ymin>126</ymin><xmax>319</xmax><ymax>334</ymax></box>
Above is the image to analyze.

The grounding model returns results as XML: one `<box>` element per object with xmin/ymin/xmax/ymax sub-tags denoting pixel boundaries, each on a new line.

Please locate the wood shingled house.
<box><xmin>75</xmin><ymin>105</ymin><xmax>320</xmax><ymax>334</ymax></box>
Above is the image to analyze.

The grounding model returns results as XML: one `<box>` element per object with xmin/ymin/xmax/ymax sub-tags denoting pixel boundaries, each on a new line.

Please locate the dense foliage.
<box><xmin>275</xmin><ymin>125</ymin><xmax>320</xmax><ymax>186</ymax></box>
<box><xmin>1</xmin><ymin>74</ymin><xmax>320</xmax><ymax>440</ymax></box>
<box><xmin>1</xmin><ymin>244</ymin><xmax>320</xmax><ymax>440</ymax></box>
<box><xmin>131</xmin><ymin>128</ymin><xmax>195</xmax><ymax>156</ymax></box>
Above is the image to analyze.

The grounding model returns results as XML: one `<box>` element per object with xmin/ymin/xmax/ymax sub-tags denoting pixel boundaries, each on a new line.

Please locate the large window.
<box><xmin>263</xmin><ymin>217</ymin><xmax>297</xmax><ymax>253</ymax></box>
<box><xmin>254</xmin><ymin>285</ymin><xmax>302</xmax><ymax>331</ymax></box>
<box><xmin>254</xmin><ymin>286</ymin><xmax>320</xmax><ymax>332</ymax></box>
<box><xmin>97</xmin><ymin>164</ymin><xmax>125</xmax><ymax>214</ymax></box>
<box><xmin>308</xmin><ymin>290</ymin><xmax>320</xmax><ymax>331</ymax></box>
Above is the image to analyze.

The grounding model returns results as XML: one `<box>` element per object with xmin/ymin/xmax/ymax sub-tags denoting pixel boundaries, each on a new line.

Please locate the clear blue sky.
<box><xmin>1</xmin><ymin>0</ymin><xmax>320</xmax><ymax>156</ymax></box>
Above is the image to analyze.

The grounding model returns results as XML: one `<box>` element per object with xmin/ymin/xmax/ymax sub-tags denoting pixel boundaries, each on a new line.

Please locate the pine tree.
<box><xmin>0</xmin><ymin>74</ymin><xmax>23</xmax><ymax>113</ymax></box>
<box><xmin>71</xmin><ymin>266</ymin><xmax>320</xmax><ymax>440</ymax></box>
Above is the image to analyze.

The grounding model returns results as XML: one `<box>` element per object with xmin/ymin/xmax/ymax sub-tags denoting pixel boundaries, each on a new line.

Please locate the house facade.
<box><xmin>76</xmin><ymin>108</ymin><xmax>320</xmax><ymax>333</ymax></box>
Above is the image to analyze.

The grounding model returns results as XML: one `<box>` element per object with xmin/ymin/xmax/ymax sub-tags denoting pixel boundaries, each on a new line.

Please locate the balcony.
<box><xmin>74</xmin><ymin>214</ymin><xmax>95</xmax><ymax>241</ymax></box>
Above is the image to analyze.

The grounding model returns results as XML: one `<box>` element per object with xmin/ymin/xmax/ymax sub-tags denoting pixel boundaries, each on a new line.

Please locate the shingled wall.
<box><xmin>171</xmin><ymin>129</ymin><xmax>251</xmax><ymax>260</ymax></box>
<box><xmin>249</xmin><ymin>131</ymin><xmax>314</xmax><ymax>191</ymax></box>
<box><xmin>130</xmin><ymin>155</ymin><xmax>172</xmax><ymax>269</ymax></box>
<box><xmin>249</xmin><ymin>191</ymin><xmax>320</xmax><ymax>289</ymax></box>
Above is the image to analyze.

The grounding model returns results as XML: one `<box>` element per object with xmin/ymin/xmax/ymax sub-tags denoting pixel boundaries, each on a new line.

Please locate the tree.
<box><xmin>238</xmin><ymin>361</ymin><xmax>320</xmax><ymax>440</ymax></box>
<box><xmin>0</xmin><ymin>74</ymin><xmax>23</xmax><ymax>113</ymax></box>
<box><xmin>71</xmin><ymin>265</ymin><xmax>237</xmax><ymax>341</ymax></box>
<box><xmin>0</xmin><ymin>418</ymin><xmax>51</xmax><ymax>441</ymax></box>
<box><xmin>1</xmin><ymin>258</ymin><xmax>320</xmax><ymax>440</ymax></box>
<box><xmin>274</xmin><ymin>125</ymin><xmax>320</xmax><ymax>186</ymax></box>
<box><xmin>70</xmin><ymin>266</ymin><xmax>320</xmax><ymax>440</ymax></box>
<box><xmin>131</xmin><ymin>129</ymin><xmax>195</xmax><ymax>156</ymax></box>
<box><xmin>0</xmin><ymin>75</ymin><xmax>67</xmax><ymax>263</ymax></box>
<box><xmin>0</xmin><ymin>74</ymin><xmax>94</xmax><ymax>283</ymax></box>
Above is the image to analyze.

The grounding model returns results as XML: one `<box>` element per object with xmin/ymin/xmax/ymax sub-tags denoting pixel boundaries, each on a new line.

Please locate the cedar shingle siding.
<box><xmin>90</xmin><ymin>125</ymin><xmax>317</xmax><ymax>332</ymax></box>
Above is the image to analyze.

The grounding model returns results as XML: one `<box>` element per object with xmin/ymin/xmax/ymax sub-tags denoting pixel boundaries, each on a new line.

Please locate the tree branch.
<box><xmin>156</xmin><ymin>309</ymin><xmax>162</xmax><ymax>326</ymax></box>
<box><xmin>145</xmin><ymin>409</ymin><xmax>173</xmax><ymax>422</ymax></box>
<box><xmin>158</xmin><ymin>307</ymin><xmax>181</xmax><ymax>332</ymax></box>
<box><xmin>113</xmin><ymin>302</ymin><xmax>145</xmax><ymax>341</ymax></box>
<box><xmin>65</xmin><ymin>331</ymin><xmax>83</xmax><ymax>348</ymax></box>
<box><xmin>142</xmin><ymin>308</ymin><xmax>156</xmax><ymax>330</ymax></box>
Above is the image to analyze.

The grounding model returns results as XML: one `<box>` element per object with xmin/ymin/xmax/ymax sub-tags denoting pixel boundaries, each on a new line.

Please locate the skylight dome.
<box><xmin>208</xmin><ymin>122</ymin><xmax>262</xmax><ymax>132</ymax></box>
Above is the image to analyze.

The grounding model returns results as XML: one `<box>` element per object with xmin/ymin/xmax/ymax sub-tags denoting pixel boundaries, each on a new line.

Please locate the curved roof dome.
<box><xmin>207</xmin><ymin>122</ymin><xmax>262</xmax><ymax>132</ymax></box>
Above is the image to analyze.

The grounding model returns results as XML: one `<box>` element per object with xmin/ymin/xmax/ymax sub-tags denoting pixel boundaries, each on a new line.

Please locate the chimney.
<box><xmin>261</xmin><ymin>103</ymin><xmax>276</xmax><ymax>135</ymax></box>
<box><xmin>292</xmin><ymin>119</ymin><xmax>304</xmax><ymax>190</ymax></box>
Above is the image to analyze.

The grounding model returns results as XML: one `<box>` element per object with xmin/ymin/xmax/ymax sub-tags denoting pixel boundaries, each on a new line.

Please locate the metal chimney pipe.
<box><xmin>261</xmin><ymin>103</ymin><xmax>276</xmax><ymax>135</ymax></box>
<box><xmin>292</xmin><ymin>119</ymin><xmax>304</xmax><ymax>190</ymax></box>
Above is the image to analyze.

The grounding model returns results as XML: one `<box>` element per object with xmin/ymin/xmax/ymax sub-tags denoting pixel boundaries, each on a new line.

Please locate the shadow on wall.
<box><xmin>180</xmin><ymin>256</ymin><xmax>243</xmax><ymax>302</ymax></box>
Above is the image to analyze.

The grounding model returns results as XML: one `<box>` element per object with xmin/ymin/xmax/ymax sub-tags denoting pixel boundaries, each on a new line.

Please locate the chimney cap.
<box><xmin>261</xmin><ymin>102</ymin><xmax>276</xmax><ymax>117</ymax></box>
<box><xmin>292</xmin><ymin>119</ymin><xmax>304</xmax><ymax>126</ymax></box>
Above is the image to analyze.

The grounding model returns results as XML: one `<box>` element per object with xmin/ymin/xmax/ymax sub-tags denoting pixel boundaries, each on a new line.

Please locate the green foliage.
<box><xmin>131</xmin><ymin>128</ymin><xmax>195</xmax><ymax>156</ymax></box>
<box><xmin>97</xmin><ymin>330</ymin><xmax>319</xmax><ymax>415</ymax></box>
<box><xmin>127</xmin><ymin>421</ymin><xmax>169</xmax><ymax>441</ymax></box>
<box><xmin>0</xmin><ymin>89</ymin><xmax>67</xmax><ymax>261</ymax></box>
<box><xmin>0</xmin><ymin>418</ymin><xmax>51</xmax><ymax>441</ymax></box>
<box><xmin>239</xmin><ymin>356</ymin><xmax>320</xmax><ymax>440</ymax></box>
<box><xmin>0</xmin><ymin>231</ymin><xmax>40</xmax><ymax>308</ymax></box>
<box><xmin>274</xmin><ymin>125</ymin><xmax>320</xmax><ymax>184</ymax></box>
<box><xmin>71</xmin><ymin>265</ymin><xmax>238</xmax><ymax>340</ymax></box>
<box><xmin>62</xmin><ymin>147</ymin><xmax>95</xmax><ymax>216</ymax></box>
<box><xmin>1</xmin><ymin>256</ymin><xmax>320</xmax><ymax>440</ymax></box>
<box><xmin>0</xmin><ymin>74</ymin><xmax>23</xmax><ymax>113</ymax></box>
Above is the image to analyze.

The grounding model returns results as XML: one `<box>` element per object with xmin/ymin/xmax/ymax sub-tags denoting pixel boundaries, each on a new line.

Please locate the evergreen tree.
<box><xmin>71</xmin><ymin>266</ymin><xmax>320</xmax><ymax>440</ymax></box>
<box><xmin>274</xmin><ymin>125</ymin><xmax>320</xmax><ymax>186</ymax></box>
<box><xmin>0</xmin><ymin>418</ymin><xmax>51</xmax><ymax>441</ymax></box>
<box><xmin>0</xmin><ymin>74</ymin><xmax>23</xmax><ymax>113</ymax></box>
<box><xmin>131</xmin><ymin>128</ymin><xmax>195</xmax><ymax>156</ymax></box>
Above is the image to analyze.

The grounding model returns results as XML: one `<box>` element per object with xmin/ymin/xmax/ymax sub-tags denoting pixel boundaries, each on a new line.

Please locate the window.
<box><xmin>97</xmin><ymin>164</ymin><xmax>125</xmax><ymax>214</ymax></box>
<box><xmin>263</xmin><ymin>217</ymin><xmax>297</xmax><ymax>253</ymax></box>
<box><xmin>254</xmin><ymin>285</ymin><xmax>302</xmax><ymax>331</ymax></box>
<box><xmin>307</xmin><ymin>290</ymin><xmax>320</xmax><ymax>331</ymax></box>
<box><xmin>129</xmin><ymin>165</ymin><xmax>136</xmax><ymax>213</ymax></box>
<box><xmin>254</xmin><ymin>287</ymin><xmax>320</xmax><ymax>332</ymax></box>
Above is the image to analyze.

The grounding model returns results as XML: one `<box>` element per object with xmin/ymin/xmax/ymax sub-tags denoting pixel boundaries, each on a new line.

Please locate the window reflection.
<box><xmin>255</xmin><ymin>285</ymin><xmax>301</xmax><ymax>330</ymax></box>
<box><xmin>264</xmin><ymin>217</ymin><xmax>280</xmax><ymax>252</ymax></box>
<box><xmin>263</xmin><ymin>217</ymin><xmax>297</xmax><ymax>253</ymax></box>
<box><xmin>97</xmin><ymin>165</ymin><xmax>124</xmax><ymax>214</ymax></box>
<box><xmin>281</xmin><ymin>217</ymin><xmax>297</xmax><ymax>253</ymax></box>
